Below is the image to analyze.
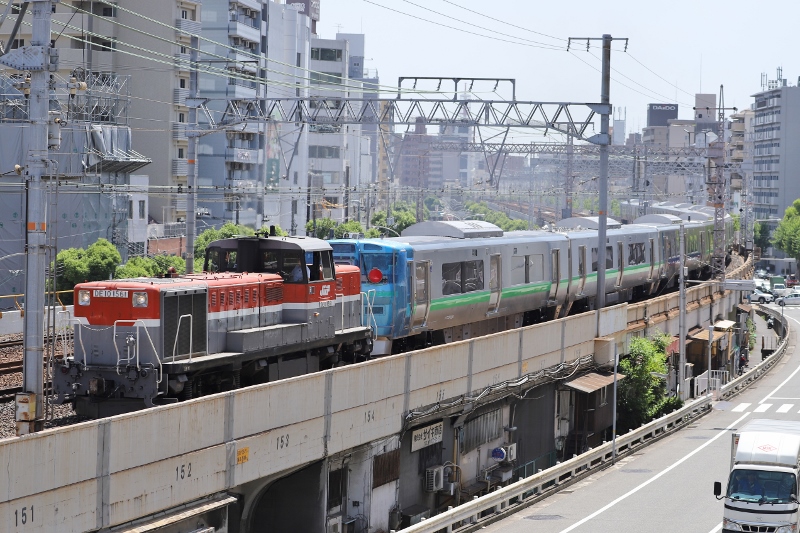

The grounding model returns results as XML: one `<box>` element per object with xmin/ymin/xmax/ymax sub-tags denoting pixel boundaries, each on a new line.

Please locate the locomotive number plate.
<box><xmin>319</xmin><ymin>300</ymin><xmax>334</xmax><ymax>308</ymax></box>
<box><xmin>93</xmin><ymin>290</ymin><xmax>129</xmax><ymax>298</ymax></box>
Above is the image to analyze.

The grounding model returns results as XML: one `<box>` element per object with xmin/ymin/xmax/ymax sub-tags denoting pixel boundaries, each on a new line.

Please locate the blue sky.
<box><xmin>316</xmin><ymin>0</ymin><xmax>798</xmax><ymax>140</ymax></box>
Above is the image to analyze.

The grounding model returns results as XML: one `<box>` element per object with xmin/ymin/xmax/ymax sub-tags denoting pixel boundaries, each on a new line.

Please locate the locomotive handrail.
<box><xmin>70</xmin><ymin>317</ymin><xmax>89</xmax><ymax>368</ymax></box>
<box><xmin>172</xmin><ymin>314</ymin><xmax>194</xmax><ymax>363</ymax></box>
<box><xmin>361</xmin><ymin>289</ymin><xmax>377</xmax><ymax>335</ymax></box>
<box><xmin>112</xmin><ymin>319</ymin><xmax>162</xmax><ymax>384</ymax></box>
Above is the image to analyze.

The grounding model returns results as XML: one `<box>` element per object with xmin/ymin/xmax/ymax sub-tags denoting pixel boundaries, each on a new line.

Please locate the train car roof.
<box><xmin>400</xmin><ymin>220</ymin><xmax>504</xmax><ymax>238</ymax></box>
<box><xmin>76</xmin><ymin>272</ymin><xmax>280</xmax><ymax>289</ymax></box>
<box><xmin>209</xmin><ymin>235</ymin><xmax>332</xmax><ymax>252</ymax></box>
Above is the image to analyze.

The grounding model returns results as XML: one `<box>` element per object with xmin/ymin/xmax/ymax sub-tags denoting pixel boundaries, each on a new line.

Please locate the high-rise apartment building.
<box><xmin>751</xmin><ymin>73</ymin><xmax>800</xmax><ymax>219</ymax></box>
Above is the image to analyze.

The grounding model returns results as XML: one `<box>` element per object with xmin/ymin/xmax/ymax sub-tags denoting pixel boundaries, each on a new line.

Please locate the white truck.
<box><xmin>714</xmin><ymin>419</ymin><xmax>800</xmax><ymax>532</ymax></box>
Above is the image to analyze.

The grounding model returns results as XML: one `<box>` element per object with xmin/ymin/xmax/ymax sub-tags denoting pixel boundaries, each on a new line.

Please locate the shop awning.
<box><xmin>737</xmin><ymin>303</ymin><xmax>753</xmax><ymax>313</ymax></box>
<box><xmin>714</xmin><ymin>320</ymin><xmax>737</xmax><ymax>330</ymax></box>
<box><xmin>563</xmin><ymin>371</ymin><xmax>625</xmax><ymax>394</ymax></box>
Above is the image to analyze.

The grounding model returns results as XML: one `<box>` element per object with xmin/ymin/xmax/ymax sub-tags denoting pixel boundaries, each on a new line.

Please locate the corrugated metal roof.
<box><xmin>737</xmin><ymin>303</ymin><xmax>753</xmax><ymax>313</ymax></box>
<box><xmin>690</xmin><ymin>329</ymin><xmax>726</xmax><ymax>342</ymax></box>
<box><xmin>715</xmin><ymin>320</ymin><xmax>737</xmax><ymax>330</ymax></box>
<box><xmin>563</xmin><ymin>371</ymin><xmax>625</xmax><ymax>394</ymax></box>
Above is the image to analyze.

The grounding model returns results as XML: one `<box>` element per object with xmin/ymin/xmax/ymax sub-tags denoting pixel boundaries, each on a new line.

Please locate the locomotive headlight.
<box><xmin>132</xmin><ymin>292</ymin><xmax>148</xmax><ymax>307</ymax></box>
<box><xmin>78</xmin><ymin>290</ymin><xmax>90</xmax><ymax>306</ymax></box>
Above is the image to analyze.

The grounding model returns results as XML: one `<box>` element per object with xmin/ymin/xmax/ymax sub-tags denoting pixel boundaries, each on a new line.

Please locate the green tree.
<box><xmin>611</xmin><ymin>199</ymin><xmax>621</xmax><ymax>218</ymax></box>
<box><xmin>115</xmin><ymin>256</ymin><xmax>156</xmax><ymax>278</ymax></box>
<box><xmin>306</xmin><ymin>217</ymin><xmax>338</xmax><ymax>239</ymax></box>
<box><xmin>194</xmin><ymin>223</ymin><xmax>255</xmax><ymax>268</ymax></box>
<box><xmin>616</xmin><ymin>333</ymin><xmax>674</xmax><ymax>432</ymax></box>
<box><xmin>772</xmin><ymin>199</ymin><xmax>800</xmax><ymax>261</ymax></box>
<box><xmin>257</xmin><ymin>224</ymin><xmax>288</xmax><ymax>237</ymax></box>
<box><xmin>463</xmin><ymin>201</ymin><xmax>529</xmax><ymax>231</ymax></box>
<box><xmin>56</xmin><ymin>239</ymin><xmax>122</xmax><ymax>295</ymax></box>
<box><xmin>753</xmin><ymin>221</ymin><xmax>770</xmax><ymax>251</ymax></box>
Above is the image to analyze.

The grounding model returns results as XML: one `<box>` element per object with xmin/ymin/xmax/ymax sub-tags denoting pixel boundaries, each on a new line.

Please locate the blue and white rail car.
<box><xmin>330</xmin><ymin>239</ymin><xmax>413</xmax><ymax>355</ymax></box>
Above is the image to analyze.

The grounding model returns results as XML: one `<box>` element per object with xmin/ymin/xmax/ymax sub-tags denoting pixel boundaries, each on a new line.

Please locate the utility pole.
<box><xmin>185</xmin><ymin>34</ymin><xmax>200</xmax><ymax>273</ymax></box>
<box><xmin>678</xmin><ymin>224</ymin><xmax>687</xmax><ymax>400</ymax></box>
<box><xmin>0</xmin><ymin>0</ymin><xmax>56</xmax><ymax>434</ymax></box>
<box><xmin>569</xmin><ymin>34</ymin><xmax>627</xmax><ymax>314</ymax></box>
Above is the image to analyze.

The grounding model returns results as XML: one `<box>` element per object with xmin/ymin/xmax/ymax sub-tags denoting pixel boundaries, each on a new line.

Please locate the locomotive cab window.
<box><xmin>282</xmin><ymin>251</ymin><xmax>306</xmax><ymax>283</ymax></box>
<box><xmin>361</xmin><ymin>252</ymin><xmax>393</xmax><ymax>283</ymax></box>
<box><xmin>306</xmin><ymin>251</ymin><xmax>335</xmax><ymax>281</ymax></box>
<box><xmin>206</xmin><ymin>248</ymin><xmax>237</xmax><ymax>272</ymax></box>
<box><xmin>261</xmin><ymin>250</ymin><xmax>279</xmax><ymax>273</ymax></box>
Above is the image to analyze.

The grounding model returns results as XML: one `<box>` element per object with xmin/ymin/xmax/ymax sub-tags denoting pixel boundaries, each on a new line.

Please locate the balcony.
<box><xmin>229</xmin><ymin>20</ymin><xmax>261</xmax><ymax>44</ymax></box>
<box><xmin>173</xmin><ymin>88</ymin><xmax>189</xmax><ymax>106</ymax></box>
<box><xmin>175</xmin><ymin>18</ymin><xmax>201</xmax><ymax>36</ymax></box>
<box><xmin>730</xmin><ymin>122</ymin><xmax>745</xmax><ymax>133</ymax></box>
<box><xmin>226</xmin><ymin>147</ymin><xmax>262</xmax><ymax>165</ymax></box>
<box><xmin>227</xmin><ymin>80</ymin><xmax>257</xmax><ymax>100</ymax></box>
<box><xmin>172</xmin><ymin>124</ymin><xmax>188</xmax><ymax>141</ymax></box>
<box><xmin>172</xmin><ymin>159</ymin><xmax>189</xmax><ymax>177</ymax></box>
<box><xmin>234</xmin><ymin>0</ymin><xmax>261</xmax><ymax>10</ymax></box>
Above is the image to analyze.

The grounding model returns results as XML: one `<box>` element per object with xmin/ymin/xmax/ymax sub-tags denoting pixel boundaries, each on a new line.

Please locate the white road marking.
<box><xmin>732</xmin><ymin>403</ymin><xmax>750</xmax><ymax>412</ymax></box>
<box><xmin>777</xmin><ymin>404</ymin><xmax>794</xmax><ymax>413</ymax></box>
<box><xmin>557</xmin><ymin>413</ymin><xmax>751</xmax><ymax>533</ymax></box>
<box><xmin>759</xmin><ymin>315</ymin><xmax>800</xmax><ymax>404</ymax></box>
<box><xmin>754</xmin><ymin>403</ymin><xmax>772</xmax><ymax>413</ymax></box>
<box><xmin>707</xmin><ymin>523</ymin><xmax>722</xmax><ymax>533</ymax></box>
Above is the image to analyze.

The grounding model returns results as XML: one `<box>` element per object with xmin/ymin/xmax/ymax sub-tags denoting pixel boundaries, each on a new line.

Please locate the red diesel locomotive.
<box><xmin>53</xmin><ymin>235</ymin><xmax>373</xmax><ymax>418</ymax></box>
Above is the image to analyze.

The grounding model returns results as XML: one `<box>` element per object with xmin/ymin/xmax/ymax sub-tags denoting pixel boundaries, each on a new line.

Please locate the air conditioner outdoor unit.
<box><xmin>425</xmin><ymin>465</ymin><xmax>444</xmax><ymax>492</ymax></box>
<box><xmin>326</xmin><ymin>516</ymin><xmax>342</xmax><ymax>533</ymax></box>
<box><xmin>243</xmin><ymin>8</ymin><xmax>251</xmax><ymax>17</ymax></box>
<box><xmin>503</xmin><ymin>443</ymin><xmax>517</xmax><ymax>462</ymax></box>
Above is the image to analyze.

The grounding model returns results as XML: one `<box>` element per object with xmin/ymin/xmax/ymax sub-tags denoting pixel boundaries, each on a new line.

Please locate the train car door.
<box><xmin>577</xmin><ymin>245</ymin><xmax>587</xmax><ymax>295</ymax></box>
<box><xmin>615</xmin><ymin>241</ymin><xmax>624</xmax><ymax>287</ymax></box>
<box><xmin>411</xmin><ymin>260</ymin><xmax>430</xmax><ymax>329</ymax></box>
<box><xmin>648</xmin><ymin>238</ymin><xmax>655</xmax><ymax>281</ymax></box>
<box><xmin>487</xmin><ymin>254</ymin><xmax>502</xmax><ymax>314</ymax></box>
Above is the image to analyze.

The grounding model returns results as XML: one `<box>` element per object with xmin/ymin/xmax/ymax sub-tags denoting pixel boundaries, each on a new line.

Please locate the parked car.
<box><xmin>773</xmin><ymin>284</ymin><xmax>794</xmax><ymax>297</ymax></box>
<box><xmin>778</xmin><ymin>293</ymin><xmax>800</xmax><ymax>306</ymax></box>
<box><xmin>755</xmin><ymin>269</ymin><xmax>768</xmax><ymax>278</ymax></box>
<box><xmin>748</xmin><ymin>289</ymin><xmax>775</xmax><ymax>304</ymax></box>
<box><xmin>754</xmin><ymin>278</ymin><xmax>770</xmax><ymax>291</ymax></box>
<box><xmin>787</xmin><ymin>275</ymin><xmax>798</xmax><ymax>288</ymax></box>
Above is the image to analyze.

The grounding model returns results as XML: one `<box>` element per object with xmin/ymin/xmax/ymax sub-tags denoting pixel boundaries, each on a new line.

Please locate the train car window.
<box><xmin>282</xmin><ymin>251</ymin><xmax>306</xmax><ymax>283</ymax></box>
<box><xmin>463</xmin><ymin>260</ymin><xmax>484</xmax><ymax>292</ymax></box>
<box><xmin>591</xmin><ymin>246</ymin><xmax>613</xmax><ymax>272</ymax></box>
<box><xmin>321</xmin><ymin>250</ymin><xmax>334</xmax><ymax>280</ymax></box>
<box><xmin>529</xmin><ymin>255</ymin><xmax>544</xmax><ymax>282</ymax></box>
<box><xmin>628</xmin><ymin>243</ymin><xmax>646</xmax><ymax>265</ymax></box>
<box><xmin>442</xmin><ymin>262</ymin><xmax>462</xmax><ymax>295</ymax></box>
<box><xmin>510</xmin><ymin>256</ymin><xmax>526</xmax><ymax>286</ymax></box>
<box><xmin>261</xmin><ymin>250</ymin><xmax>279</xmax><ymax>273</ymax></box>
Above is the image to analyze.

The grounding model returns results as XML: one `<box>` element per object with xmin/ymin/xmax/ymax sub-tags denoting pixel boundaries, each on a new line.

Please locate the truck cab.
<box><xmin>715</xmin><ymin>419</ymin><xmax>800</xmax><ymax>532</ymax></box>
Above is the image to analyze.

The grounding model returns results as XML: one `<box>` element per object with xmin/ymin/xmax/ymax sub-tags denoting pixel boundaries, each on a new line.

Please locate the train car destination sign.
<box><xmin>411</xmin><ymin>421</ymin><xmax>444</xmax><ymax>452</ymax></box>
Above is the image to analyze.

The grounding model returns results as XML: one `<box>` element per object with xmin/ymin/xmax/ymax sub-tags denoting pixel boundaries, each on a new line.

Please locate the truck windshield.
<box><xmin>727</xmin><ymin>469</ymin><xmax>797</xmax><ymax>503</ymax></box>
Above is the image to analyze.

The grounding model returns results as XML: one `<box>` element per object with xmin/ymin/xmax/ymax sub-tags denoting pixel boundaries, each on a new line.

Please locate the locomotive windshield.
<box><xmin>361</xmin><ymin>252</ymin><xmax>393</xmax><ymax>282</ymax></box>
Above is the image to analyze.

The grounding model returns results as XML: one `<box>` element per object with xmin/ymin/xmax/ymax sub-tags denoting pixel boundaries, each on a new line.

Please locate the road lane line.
<box><xmin>760</xmin><ymin>315</ymin><xmax>800</xmax><ymax>404</ymax></box>
<box><xmin>732</xmin><ymin>403</ymin><xmax>750</xmax><ymax>412</ymax></box>
<box><xmin>754</xmin><ymin>404</ymin><xmax>773</xmax><ymax>413</ymax></box>
<box><xmin>777</xmin><ymin>404</ymin><xmax>794</xmax><ymax>413</ymax></box>
<box><xmin>557</xmin><ymin>413</ymin><xmax>751</xmax><ymax>533</ymax></box>
<box><xmin>707</xmin><ymin>523</ymin><xmax>722</xmax><ymax>533</ymax></box>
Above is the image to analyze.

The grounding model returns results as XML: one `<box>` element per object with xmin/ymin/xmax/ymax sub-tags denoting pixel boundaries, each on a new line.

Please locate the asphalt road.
<box><xmin>481</xmin><ymin>305</ymin><xmax>797</xmax><ymax>533</ymax></box>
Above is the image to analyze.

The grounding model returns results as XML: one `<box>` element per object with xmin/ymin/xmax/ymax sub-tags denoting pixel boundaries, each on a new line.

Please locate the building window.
<box><xmin>178</xmin><ymin>112</ymin><xmax>185</xmax><ymax>123</ymax></box>
<box><xmin>308</xmin><ymin>145</ymin><xmax>340</xmax><ymax>159</ymax></box>
<box><xmin>11</xmin><ymin>39</ymin><xmax>24</xmax><ymax>49</ymax></box>
<box><xmin>180</xmin><ymin>45</ymin><xmax>187</xmax><ymax>55</ymax></box>
<box><xmin>310</xmin><ymin>72</ymin><xmax>342</xmax><ymax>85</ymax></box>
<box><xmin>178</xmin><ymin>148</ymin><xmax>185</xmax><ymax>159</ymax></box>
<box><xmin>311</xmin><ymin>47</ymin><xmax>342</xmax><ymax>61</ymax></box>
<box><xmin>327</xmin><ymin>468</ymin><xmax>346</xmax><ymax>511</ymax></box>
<box><xmin>181</xmin><ymin>9</ymin><xmax>189</xmax><ymax>20</ymax></box>
<box><xmin>599</xmin><ymin>385</ymin><xmax>608</xmax><ymax>406</ymax></box>
<box><xmin>179</xmin><ymin>78</ymin><xmax>186</xmax><ymax>88</ymax></box>
<box><xmin>102</xmin><ymin>6</ymin><xmax>115</xmax><ymax>17</ymax></box>
<box><xmin>462</xmin><ymin>409</ymin><xmax>502</xmax><ymax>453</ymax></box>
<box><xmin>128</xmin><ymin>200</ymin><xmax>133</xmax><ymax>220</ymax></box>
<box><xmin>139</xmin><ymin>200</ymin><xmax>146</xmax><ymax>220</ymax></box>
<box><xmin>372</xmin><ymin>449</ymin><xmax>400</xmax><ymax>489</ymax></box>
